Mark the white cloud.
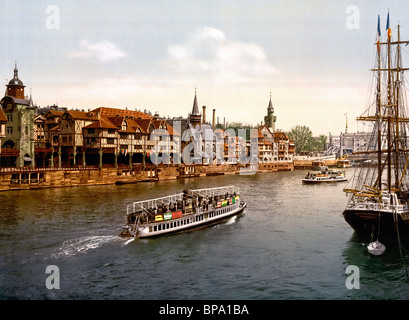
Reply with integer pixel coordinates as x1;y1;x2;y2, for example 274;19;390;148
69;39;128;62
165;26;277;84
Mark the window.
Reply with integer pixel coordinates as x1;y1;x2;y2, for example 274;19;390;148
6;126;13;134
6;113;12;122
88;128;94;134
107;138;115;145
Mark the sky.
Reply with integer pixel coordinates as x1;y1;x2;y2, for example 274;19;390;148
1;0;409;136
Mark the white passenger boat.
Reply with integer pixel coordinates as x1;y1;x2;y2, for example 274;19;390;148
302;168;347;184
119;185;246;238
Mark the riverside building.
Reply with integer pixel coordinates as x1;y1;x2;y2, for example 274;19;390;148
0;64;35;168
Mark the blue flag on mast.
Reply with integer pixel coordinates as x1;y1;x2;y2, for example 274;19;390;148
386;12;391;41
377;15;381;51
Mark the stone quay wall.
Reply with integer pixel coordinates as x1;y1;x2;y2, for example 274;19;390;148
0;161;297;192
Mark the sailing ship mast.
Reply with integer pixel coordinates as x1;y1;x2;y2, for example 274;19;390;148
343;13;409;236
349;14;409;196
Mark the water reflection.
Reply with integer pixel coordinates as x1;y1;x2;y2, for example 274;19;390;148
2;170;409;299
342;231;409;299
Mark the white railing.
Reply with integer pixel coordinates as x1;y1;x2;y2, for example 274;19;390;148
127;185;239;215
0;166;100;173
347;201;409;213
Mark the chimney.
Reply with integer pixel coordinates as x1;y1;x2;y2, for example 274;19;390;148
202;105;206;124
212;109;216;130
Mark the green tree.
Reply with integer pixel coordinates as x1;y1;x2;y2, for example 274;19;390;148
287;125;313;154
312;134;328;152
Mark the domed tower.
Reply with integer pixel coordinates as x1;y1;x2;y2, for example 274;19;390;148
0;63;35;168
6;62;25;99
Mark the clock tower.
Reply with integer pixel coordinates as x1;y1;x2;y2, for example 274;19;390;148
0;63;35;168
6;62;25;99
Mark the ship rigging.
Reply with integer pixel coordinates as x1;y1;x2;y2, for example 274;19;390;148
343;14;409;237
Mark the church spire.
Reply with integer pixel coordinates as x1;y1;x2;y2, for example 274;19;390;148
267;91;274;113
264;92;276;132
189;86;202;126
192;86;200;115
14;61;18;79
27;88;35;109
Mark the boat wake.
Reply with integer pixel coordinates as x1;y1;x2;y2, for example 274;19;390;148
52;235;123;258
225;215;237;225
121;237;135;247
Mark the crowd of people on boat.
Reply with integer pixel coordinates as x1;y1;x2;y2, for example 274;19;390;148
128;190;238;224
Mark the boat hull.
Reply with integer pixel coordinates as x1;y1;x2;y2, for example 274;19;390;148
343;209;409;235
302;178;347;184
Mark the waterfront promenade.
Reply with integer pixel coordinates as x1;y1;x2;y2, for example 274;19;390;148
0;158;336;192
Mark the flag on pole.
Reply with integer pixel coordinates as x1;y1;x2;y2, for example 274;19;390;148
386;12;391;41
377;15;381;51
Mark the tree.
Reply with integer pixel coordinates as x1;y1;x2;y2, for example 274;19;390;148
287;125;313;154
311;134;328;152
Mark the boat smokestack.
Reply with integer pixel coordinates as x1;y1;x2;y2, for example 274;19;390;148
202;105;206;124
212;109;216;130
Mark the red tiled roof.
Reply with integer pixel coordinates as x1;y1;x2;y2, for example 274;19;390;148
107;116;124;127
83;117;118;129
46;110;64;117
126;118;145;133
59;110;99;121
274;132;289;139
91;107;152;119
135;118;153;133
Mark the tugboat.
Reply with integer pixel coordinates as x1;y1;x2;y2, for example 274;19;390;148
343;14;409;237
119;185;246;239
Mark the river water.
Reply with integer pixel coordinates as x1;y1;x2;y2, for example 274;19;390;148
1;169;409;300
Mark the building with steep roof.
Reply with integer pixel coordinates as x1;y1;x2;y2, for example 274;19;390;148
188;88;202;127
0;63;35;167
264;93;277;132
50;109;99;167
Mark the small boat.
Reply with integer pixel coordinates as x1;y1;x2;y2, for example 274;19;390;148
367;241;386;256
302;168;347;184
119;185;246;239
311;160;325;171
337;159;353;168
